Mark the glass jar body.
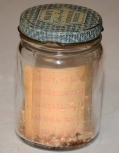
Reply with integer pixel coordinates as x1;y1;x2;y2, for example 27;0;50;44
15;36;103;150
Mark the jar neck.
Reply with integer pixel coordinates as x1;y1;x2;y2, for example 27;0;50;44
20;32;102;54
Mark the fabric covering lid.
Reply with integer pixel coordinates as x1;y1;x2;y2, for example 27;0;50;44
19;4;103;44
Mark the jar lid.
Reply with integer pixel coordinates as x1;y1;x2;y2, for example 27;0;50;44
19;4;103;44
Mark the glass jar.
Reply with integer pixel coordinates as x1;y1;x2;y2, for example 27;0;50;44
15;4;104;151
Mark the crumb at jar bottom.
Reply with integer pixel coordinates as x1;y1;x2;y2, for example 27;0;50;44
16;104;98;150
17;133;98;151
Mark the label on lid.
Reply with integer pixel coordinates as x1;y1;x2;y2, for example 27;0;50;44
37;8;87;25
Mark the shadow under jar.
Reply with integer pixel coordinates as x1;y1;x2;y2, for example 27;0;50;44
15;4;104;151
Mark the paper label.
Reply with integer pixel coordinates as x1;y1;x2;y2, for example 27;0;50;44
24;65;86;139
37;8;87;25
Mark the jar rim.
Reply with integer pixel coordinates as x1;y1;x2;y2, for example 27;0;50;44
19;28;102;54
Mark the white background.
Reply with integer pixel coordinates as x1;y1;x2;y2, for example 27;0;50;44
0;0;119;153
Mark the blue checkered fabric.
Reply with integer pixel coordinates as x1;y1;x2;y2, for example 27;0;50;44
19;4;103;43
